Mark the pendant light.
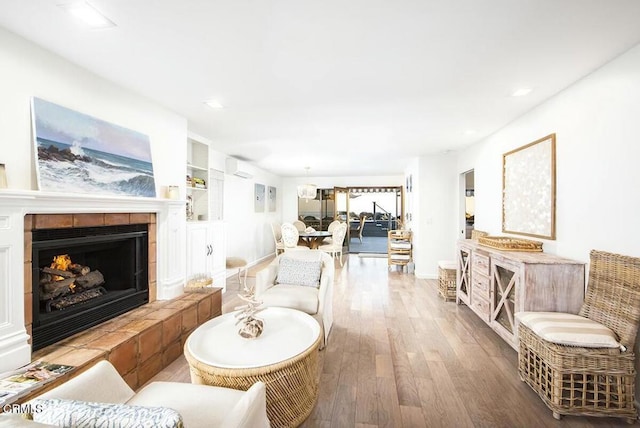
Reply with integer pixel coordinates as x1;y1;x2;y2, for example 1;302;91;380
297;167;317;201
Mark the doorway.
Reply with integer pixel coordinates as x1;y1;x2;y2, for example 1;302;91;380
345;186;403;254
297;186;403;254
460;170;475;239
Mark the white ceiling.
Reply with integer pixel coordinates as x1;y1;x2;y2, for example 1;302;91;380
2;1;640;177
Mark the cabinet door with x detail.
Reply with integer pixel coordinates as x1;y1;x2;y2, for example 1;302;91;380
490;258;520;348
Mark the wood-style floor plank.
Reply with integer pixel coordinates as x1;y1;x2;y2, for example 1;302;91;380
149;254;633;427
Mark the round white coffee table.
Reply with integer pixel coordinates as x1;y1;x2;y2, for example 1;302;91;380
184;307;321;428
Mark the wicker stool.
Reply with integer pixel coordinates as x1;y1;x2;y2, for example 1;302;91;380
226;257;248;290
438;261;457;301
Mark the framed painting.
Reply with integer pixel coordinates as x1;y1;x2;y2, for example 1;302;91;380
502;133;556;239
267;186;276;212
255;183;265;212
31;97;156;197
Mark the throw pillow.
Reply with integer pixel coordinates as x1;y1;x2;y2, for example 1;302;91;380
276;257;322;288
29;398;184;428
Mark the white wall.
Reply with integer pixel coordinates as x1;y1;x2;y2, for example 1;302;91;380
0;27;187;193
214;151;283;265
458;43;640;263
410;154;458;279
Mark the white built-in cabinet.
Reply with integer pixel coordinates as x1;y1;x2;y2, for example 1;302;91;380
185;135;226;290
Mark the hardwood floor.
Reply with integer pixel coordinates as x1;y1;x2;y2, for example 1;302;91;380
149;255;631;427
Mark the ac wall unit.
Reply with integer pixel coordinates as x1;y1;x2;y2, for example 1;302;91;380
225;158;253;179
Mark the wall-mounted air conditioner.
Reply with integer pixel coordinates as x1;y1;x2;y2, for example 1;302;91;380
225;158;253;179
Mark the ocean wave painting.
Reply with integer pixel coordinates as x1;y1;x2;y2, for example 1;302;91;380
31;97;156;197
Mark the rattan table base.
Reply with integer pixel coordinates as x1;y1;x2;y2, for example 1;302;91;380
185;333;321;428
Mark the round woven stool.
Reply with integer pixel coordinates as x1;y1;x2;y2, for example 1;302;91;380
226;257;248;290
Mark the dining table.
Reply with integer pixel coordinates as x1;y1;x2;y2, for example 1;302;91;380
298;230;332;249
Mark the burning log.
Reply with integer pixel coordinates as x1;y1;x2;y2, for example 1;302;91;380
39;273;53;285
42;267;75;279
42;277;76;293
38;253;106;304
69;263;91;276
40;278;76;300
75;271;105;289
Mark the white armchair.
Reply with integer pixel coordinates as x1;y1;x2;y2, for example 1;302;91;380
23;360;270;428
255;250;334;348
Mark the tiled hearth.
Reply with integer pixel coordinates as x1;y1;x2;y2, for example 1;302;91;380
21;287;222;402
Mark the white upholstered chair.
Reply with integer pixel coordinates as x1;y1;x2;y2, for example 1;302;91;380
318;222;347;266
270;222;285;255
292;220;306;232
322;220;341;244
281;222;309;251
24;360;270;428
255;250;334;348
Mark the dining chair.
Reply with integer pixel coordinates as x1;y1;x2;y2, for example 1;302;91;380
281;223;309;251
350;214;366;243
318;223;347;266
270;222;285;255
322;220;341;245
292;220;306;232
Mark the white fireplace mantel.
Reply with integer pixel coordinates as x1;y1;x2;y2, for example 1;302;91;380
0;190;186;373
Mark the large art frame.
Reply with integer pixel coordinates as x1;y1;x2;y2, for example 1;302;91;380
502;133;556;240
31;97;156;197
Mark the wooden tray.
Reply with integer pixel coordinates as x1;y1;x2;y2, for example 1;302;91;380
478;236;543;252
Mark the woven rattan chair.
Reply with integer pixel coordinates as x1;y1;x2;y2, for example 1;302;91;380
517;250;640;422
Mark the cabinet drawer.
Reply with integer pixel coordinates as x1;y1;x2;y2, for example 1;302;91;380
472;273;490;300
472;252;490;276
470;295;490;322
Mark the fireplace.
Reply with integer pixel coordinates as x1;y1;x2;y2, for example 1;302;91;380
31;223;149;350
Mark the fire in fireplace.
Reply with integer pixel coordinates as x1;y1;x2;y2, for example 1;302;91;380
31;224;149;350
39;254;107;311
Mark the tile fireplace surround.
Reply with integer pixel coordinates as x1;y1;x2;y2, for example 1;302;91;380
0;190;186;373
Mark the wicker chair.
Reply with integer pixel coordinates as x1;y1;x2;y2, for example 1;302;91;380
518;250;640;422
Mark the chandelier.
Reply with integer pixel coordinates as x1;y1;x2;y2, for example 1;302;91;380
297;167;317;201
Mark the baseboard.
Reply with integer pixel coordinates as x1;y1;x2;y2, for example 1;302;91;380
414;270;437;279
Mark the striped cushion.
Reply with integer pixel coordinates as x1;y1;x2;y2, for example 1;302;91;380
29;398;183;428
516;312;624;351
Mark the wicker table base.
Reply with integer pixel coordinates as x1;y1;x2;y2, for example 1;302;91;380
184;308;321;428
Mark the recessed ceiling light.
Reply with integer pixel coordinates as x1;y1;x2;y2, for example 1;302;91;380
512;87;533;97
59;2;116;29
204;100;224;109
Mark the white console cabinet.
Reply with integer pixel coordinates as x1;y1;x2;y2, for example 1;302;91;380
456;239;585;349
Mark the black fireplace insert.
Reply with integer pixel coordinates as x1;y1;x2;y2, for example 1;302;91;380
31;224;149;351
